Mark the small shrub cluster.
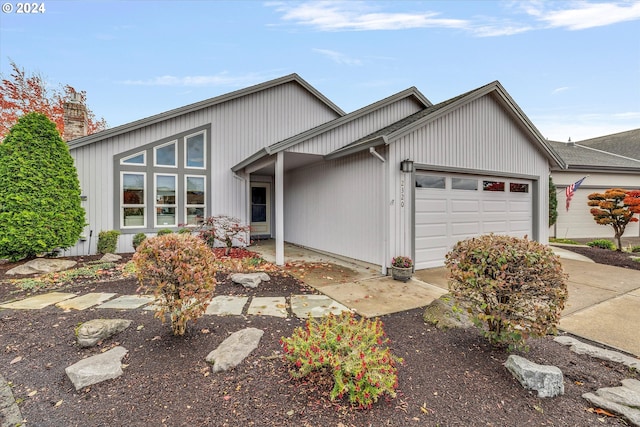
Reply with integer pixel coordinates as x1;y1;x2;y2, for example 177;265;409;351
445;234;568;351
586;239;616;250
156;228;173;236
632;245;640;253
133;233;217;335
281;311;402;408
132;232;147;250
97;230;120;254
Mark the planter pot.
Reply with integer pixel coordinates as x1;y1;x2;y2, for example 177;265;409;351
392;266;413;282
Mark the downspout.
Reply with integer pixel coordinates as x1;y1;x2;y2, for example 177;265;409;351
369;147;388;275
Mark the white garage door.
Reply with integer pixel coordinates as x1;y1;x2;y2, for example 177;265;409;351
414;172;533;270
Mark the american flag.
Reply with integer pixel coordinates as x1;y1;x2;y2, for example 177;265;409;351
565;176;586;211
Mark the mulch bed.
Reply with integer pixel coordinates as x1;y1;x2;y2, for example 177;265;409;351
0;248;638;426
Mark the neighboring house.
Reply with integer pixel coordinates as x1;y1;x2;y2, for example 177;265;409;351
65;74;563;271
548;136;640;239
578;128;640;160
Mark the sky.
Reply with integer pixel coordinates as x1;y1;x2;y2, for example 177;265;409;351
1;0;639;142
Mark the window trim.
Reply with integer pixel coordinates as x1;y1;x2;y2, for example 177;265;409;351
185;175;206;226
184;130;207;170
121;171;146;229
120;151;146;166
154;173;178;228
154;140;178;168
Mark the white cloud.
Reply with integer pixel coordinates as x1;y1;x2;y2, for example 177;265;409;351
313;48;362;65
120;72;276;87
268;1;468;31
552;86;570;94
524;1;640;30
533;111;640;141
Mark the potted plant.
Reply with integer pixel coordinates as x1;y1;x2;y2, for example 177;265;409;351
391;256;413;282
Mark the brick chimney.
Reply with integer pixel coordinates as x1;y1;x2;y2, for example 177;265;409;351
63;90;88;141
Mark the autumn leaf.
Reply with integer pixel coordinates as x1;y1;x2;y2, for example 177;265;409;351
10;356;22;364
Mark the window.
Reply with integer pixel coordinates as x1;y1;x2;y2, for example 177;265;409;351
185;132;205;168
122;173;145;227
155;174;176;226
185;176;205;225
116;126;209;230
121;152;145;165
155;141;177;167
452;178;478;190
510;183;529;193
483;180;505;192
416;175;446;189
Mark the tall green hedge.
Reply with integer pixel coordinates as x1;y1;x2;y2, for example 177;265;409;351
0;113;86;261
549;176;558;227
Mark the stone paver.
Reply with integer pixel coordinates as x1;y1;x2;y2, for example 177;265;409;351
290;294;349;318
205;295;248;316
56;293;117;311
0;292;76;310
247;297;287;317
97;295;155;309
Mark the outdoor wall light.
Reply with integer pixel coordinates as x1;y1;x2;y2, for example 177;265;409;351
400;159;414;173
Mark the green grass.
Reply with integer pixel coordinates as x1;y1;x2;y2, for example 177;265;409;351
549;238;580;245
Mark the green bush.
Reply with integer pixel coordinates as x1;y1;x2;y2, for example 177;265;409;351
631;245;640;253
156;228;173;236
281;311;402;408
586;239;616;250
133;233;217;336
0;113;86;261
132;232;147;250
177;228;192;234
445;234;568;351
97;230;120;254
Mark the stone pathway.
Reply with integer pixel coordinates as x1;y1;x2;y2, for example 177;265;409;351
0;291;350;319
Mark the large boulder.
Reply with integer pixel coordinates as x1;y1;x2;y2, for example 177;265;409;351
6;258;76;275
505;355;564;398
229;273;270;289
206;328;264;372
423;294;473;329
65;346;128;391
76;319;132;348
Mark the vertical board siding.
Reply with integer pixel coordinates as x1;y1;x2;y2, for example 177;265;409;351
284;150;384;266
289;98;423;155
67;82;340;256
388;95;550;261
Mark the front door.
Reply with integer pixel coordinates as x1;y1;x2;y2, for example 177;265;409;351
250;182;270;236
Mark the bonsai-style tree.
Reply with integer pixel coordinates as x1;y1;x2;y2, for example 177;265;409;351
587;188;640;251
0;112;86;260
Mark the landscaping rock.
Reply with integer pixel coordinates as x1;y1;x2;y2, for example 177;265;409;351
206;328;264;372
229;272;270;289
505;355;564;398
554;335;640;370
0;372;23;427
423;294;473;329
6;258;76;276
76;319;132;348
582;379;640;427
100;253;122;263
65;346;128;391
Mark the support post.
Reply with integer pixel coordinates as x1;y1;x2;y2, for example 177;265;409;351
275;152;284;265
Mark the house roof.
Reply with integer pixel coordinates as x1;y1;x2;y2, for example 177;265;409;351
547;140;640;172
576;128;640;161
325;81;566;169
231;86;433;172
67;74;346;150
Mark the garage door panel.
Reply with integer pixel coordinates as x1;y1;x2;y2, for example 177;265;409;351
415;197;446;213
450;199;480;212
414;172;533;270
482;200;507;212
451;222;481;236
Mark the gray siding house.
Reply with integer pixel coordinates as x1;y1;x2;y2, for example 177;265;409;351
66;74;563;271
549;132;640;240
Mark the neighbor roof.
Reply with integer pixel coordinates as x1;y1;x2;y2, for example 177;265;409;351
576;128;640;161
67;74;346;149
326;81;566;169
548;140;640;172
